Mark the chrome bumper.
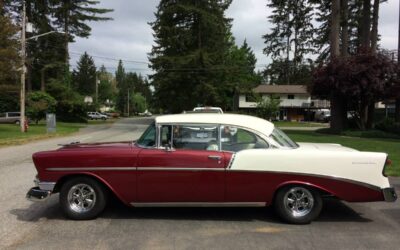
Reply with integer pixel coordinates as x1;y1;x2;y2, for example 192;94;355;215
383;187;397;202
26;187;52;201
26;178;56;202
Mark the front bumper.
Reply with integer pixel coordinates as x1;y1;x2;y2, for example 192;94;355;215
26;187;52;201
383;187;397;202
26;178;56;202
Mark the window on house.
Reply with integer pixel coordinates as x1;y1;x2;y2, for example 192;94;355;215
287;94;295;99
245;94;256;102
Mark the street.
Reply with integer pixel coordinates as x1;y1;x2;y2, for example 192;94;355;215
0;117;399;250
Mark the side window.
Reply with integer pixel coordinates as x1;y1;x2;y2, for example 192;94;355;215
221;125;269;152
136;123;156;147
172;124;219;151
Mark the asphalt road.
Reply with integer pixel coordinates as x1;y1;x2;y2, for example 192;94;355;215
0;117;399;250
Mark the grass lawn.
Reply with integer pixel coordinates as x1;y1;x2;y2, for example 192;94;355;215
0;122;85;147
274;121;328;128
284;130;400;176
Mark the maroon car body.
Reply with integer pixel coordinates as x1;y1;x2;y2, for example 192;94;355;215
26;114;397;224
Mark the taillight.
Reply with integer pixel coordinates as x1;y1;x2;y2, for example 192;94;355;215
383;157;392;177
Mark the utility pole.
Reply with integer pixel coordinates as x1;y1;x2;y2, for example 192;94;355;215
20;1;26;132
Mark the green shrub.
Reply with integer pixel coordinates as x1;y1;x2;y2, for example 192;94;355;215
26;91;57;124
375;118;400;135
47;79;88;123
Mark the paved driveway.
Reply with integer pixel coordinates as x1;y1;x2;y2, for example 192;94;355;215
0;117;399;250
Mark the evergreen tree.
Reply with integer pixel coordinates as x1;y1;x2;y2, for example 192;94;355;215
263;0;315;67
115;60;127;113
50;0;113;64
225;39;261;110
26;0;65;91
149;0;233;113
97;65;116;105
73;52;96;96
0;3;19;85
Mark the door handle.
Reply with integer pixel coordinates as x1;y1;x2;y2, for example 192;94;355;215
208;155;222;160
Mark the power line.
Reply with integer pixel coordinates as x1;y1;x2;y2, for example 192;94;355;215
26;40;269;71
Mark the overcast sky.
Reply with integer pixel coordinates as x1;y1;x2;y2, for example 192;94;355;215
70;0;399;76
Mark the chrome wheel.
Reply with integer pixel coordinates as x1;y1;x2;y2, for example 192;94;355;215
283;187;314;218
67;184;96;213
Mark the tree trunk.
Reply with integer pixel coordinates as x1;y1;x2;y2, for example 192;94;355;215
366;102;375;129
64;6;69;66
341;0;349;57
330;0;341;59
359;100;368;130
396;98;400;122
330;0;346;133
360;0;371;48
40;68;45;91
330;93;346;133
370;0;380;51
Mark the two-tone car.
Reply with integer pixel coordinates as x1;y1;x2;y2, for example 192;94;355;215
26;114;397;224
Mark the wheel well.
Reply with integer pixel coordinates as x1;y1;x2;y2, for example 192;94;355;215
53;174;110;194
272;183;334;203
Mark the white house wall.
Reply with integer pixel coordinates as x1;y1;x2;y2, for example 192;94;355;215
238;94;312;109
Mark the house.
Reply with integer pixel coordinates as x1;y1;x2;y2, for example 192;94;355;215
239;84;330;121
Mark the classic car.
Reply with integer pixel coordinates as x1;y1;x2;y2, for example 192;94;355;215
26;114;397;224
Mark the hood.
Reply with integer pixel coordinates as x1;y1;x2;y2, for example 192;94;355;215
58;141;134;150
297;142;358;152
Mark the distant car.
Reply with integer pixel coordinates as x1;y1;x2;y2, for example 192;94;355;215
314;109;330;122
138;110;152;117
26;113;396;223
0;112;22;124
192;107;223;114
87;112;108;120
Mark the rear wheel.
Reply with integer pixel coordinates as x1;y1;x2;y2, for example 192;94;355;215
274;185;322;224
60;177;108;220
15;120;20;125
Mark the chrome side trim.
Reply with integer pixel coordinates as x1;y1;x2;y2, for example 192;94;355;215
38;182;56;191
130;202;266;207
46;167;136;171
137;167;225;171
46;167;225;172
227;169;382;192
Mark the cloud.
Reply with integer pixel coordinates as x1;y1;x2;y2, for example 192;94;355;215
70;0;398;76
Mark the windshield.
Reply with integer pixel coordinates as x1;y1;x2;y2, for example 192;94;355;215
136;122;156;147
270;128;298;148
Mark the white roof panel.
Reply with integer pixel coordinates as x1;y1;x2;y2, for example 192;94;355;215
155;113;275;136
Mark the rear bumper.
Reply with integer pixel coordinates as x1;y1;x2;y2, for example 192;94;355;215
382;187;397;202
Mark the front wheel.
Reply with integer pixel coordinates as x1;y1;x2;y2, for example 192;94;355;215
274;185;322;224
60;177;108;220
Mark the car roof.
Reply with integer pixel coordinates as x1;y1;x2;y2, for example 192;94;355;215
155;113;275;136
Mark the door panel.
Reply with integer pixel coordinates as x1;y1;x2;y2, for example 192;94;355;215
137;149;226;202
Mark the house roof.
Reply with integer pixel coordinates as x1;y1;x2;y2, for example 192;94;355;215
253;84;309;94
156;113;275;136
